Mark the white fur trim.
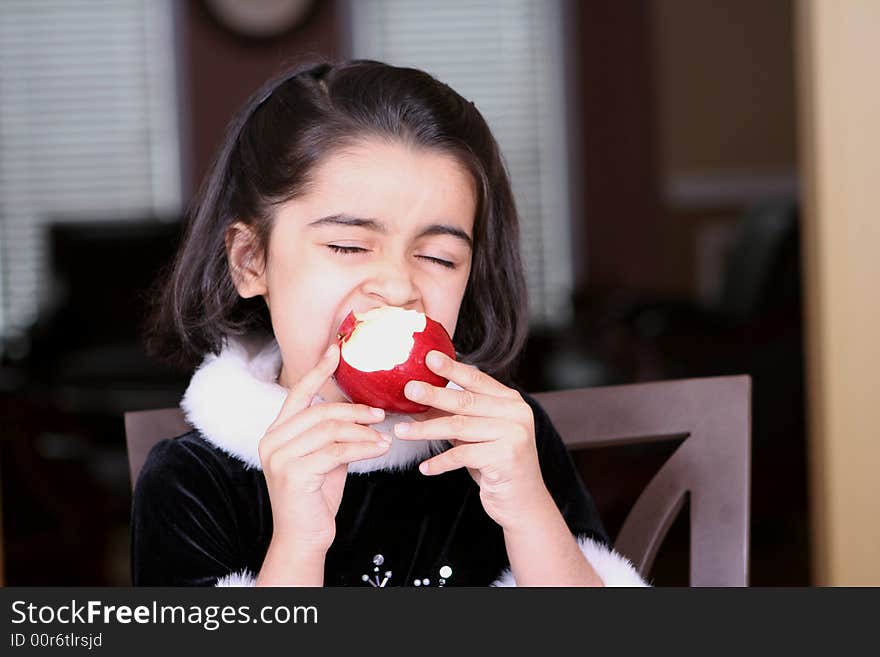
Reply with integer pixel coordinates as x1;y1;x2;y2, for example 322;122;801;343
180;333;456;473
215;568;257;587
181;333;286;470
490;534;650;587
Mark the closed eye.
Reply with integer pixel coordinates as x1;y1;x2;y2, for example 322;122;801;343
326;244;368;255
326;245;456;269
419;255;457;269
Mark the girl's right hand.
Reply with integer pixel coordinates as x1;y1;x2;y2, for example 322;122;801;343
258;343;391;557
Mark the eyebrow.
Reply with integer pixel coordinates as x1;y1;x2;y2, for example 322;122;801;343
308;214;473;249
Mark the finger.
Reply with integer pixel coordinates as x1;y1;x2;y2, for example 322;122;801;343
394;415;509;443
403;380;524;418
424;350;517;398
261;402;385;456
296;439;393;476
418;442;497;476
273;420;392;462
269;344;340;430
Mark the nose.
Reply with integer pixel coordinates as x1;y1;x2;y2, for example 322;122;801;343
362;253;420;309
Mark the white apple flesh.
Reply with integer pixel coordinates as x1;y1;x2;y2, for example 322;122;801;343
334;306;457;414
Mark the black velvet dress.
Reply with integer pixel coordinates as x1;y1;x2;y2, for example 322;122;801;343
130;389;610;587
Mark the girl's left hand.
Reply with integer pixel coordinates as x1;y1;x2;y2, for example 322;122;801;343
394;350;556;533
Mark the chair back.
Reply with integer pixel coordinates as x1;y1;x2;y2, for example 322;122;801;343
124;408;192;494
125;374;750;586
533;374;750;586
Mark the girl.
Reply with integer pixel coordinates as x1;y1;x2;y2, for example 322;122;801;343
132;59;647;587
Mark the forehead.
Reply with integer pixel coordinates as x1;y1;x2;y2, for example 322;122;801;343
300;138;477;230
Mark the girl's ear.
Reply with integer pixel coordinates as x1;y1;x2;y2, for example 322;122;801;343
225;221;268;299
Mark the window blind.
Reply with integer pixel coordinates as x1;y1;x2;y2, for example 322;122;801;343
0;0;181;353
347;0;574;327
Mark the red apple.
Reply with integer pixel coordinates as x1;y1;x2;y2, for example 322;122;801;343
333;306;457;414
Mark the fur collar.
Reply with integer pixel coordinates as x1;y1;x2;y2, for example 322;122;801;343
180;332;454;474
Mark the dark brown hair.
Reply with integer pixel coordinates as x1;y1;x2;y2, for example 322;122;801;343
143;59;529;383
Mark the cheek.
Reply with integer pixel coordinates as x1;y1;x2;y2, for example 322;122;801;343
265;270;346;339
430;281;469;341
268;248;349;302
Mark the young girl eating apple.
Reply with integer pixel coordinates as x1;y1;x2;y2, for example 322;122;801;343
132;59;648;588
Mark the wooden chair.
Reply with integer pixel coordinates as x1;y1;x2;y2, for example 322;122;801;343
124;374;751;586
533;375;750;586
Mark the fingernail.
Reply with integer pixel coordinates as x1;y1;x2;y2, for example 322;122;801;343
394;422;410;436
371;407;385;418
427;351;443;368
419;462;430;474
380;433;393;444
406;382;425;400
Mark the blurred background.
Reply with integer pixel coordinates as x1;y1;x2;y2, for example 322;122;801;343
0;0;876;586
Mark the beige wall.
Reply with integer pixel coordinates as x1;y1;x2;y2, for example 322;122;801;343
796;0;880;585
654;0;797;177
651;1;798;301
